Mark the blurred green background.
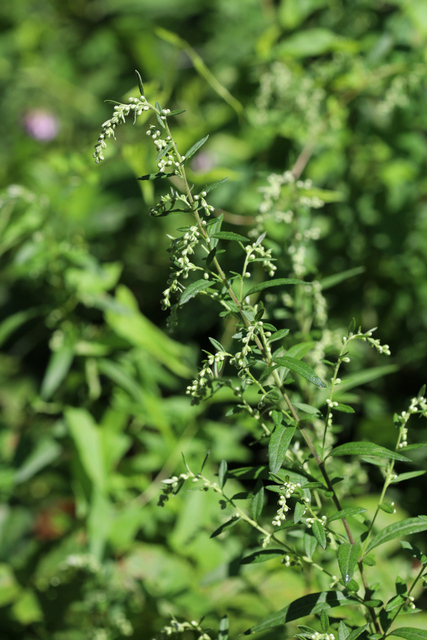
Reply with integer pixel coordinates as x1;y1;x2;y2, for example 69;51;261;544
1;1;427;638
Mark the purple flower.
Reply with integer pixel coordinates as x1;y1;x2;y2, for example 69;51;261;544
23;109;60;141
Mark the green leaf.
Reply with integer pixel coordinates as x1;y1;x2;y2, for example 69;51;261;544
328;507;367;523
401;541;427;564
184;135;209;160
338;542;361;585
135;69;144;96
385;595;406;612
379;502;395;514
269;425;296;474
338;621;349;640
334;403;355;414
312;520;327;549
269;329;290;343
179;279;214;305
218;615;229;640
328;442;410;463
65;408;107;492
211;231;249;243
273;356;327;388
320;266;365;290
366;517;427;553
168;109;186;116
320;610;329;633
304;533;317;559
137;171;171;181
251;479;264;522
218;459;228;489
209;337;225;352
210;516;240;538
0;308;40;348
204;177;229;195
391;471;426;484
347;626;368;640
15;439;61;485
240;549;286;564
285;341;316;360
40;341;74;400
244;591;358;634
246;278;305;297
389;629;427;640
155;141;173;163
294;501;306;524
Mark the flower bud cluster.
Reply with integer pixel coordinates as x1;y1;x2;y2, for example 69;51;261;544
153;618;211;640
93;97;149;163
229;320;265;370
343;327;391;356
162;225;201;310
158;472;192;506
186;350;230;404
310;633;335;640
194;191;215;217
305;515;327;529
395;395;427;448
245;242;277;277
272;481;301;526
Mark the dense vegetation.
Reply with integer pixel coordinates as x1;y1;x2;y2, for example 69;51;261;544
1;1;426;639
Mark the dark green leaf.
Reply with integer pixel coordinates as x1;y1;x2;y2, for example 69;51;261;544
328;442;410;463
312;520;327;549
137;171;171;181
210;516;240;538
184;135;209;160
135;69;144;96
155;141;173;163
212;231;249;243
218;459;228;489
168;109;186;116
244;591;358;634
385;595;406;612
268;425;296;475
209;337;225;352
338;542;361;585
285;342;316;360
328;507;367;523
366;517;427;553
389;628;427;640
240;549;286;564
379;502;395;514
320;610;329;633
179;279;214;305
251;479;264;521
246;278;305;297
273;356;327;388
200;451;210;473
400;541;427;564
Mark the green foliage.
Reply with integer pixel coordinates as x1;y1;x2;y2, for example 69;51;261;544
1;1;427;639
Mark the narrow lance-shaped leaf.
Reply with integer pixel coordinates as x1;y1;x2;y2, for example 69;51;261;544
179;279;214;305
218;459;228;489
366;517;427;554
244;591;358;634
273;356;327;388
250;479;264;521
240;549;286;564
328;442;410;463
328;507;367;523
246;278;306;297
389;628;427;640
212;231;249;243
210;516;240;539
338;542;361;585
135;69;144;96
184;135;209;161
137;171;172;181
204;177;228;195
312;520;327;549
218;616;229;640
269;425;296;475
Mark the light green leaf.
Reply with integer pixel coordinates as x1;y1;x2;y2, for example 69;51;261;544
268;425;296;474
391;471;426;484
269;328;290;343
389;629;427;640
65;407;107;492
246;278;305;297
334;403;355;414
15;439;61;484
40;341;74;400
251;479;264;522
329;442;410;463
338;620;349;640
218;615;229;640
347;626;368;640
243;591;358;634
276;28;347;58
179;279;214;305
204;177;228;195
273;356;327;388
338;542;361;585
366;517;427;553
320;267;365;290
184;135;209;160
